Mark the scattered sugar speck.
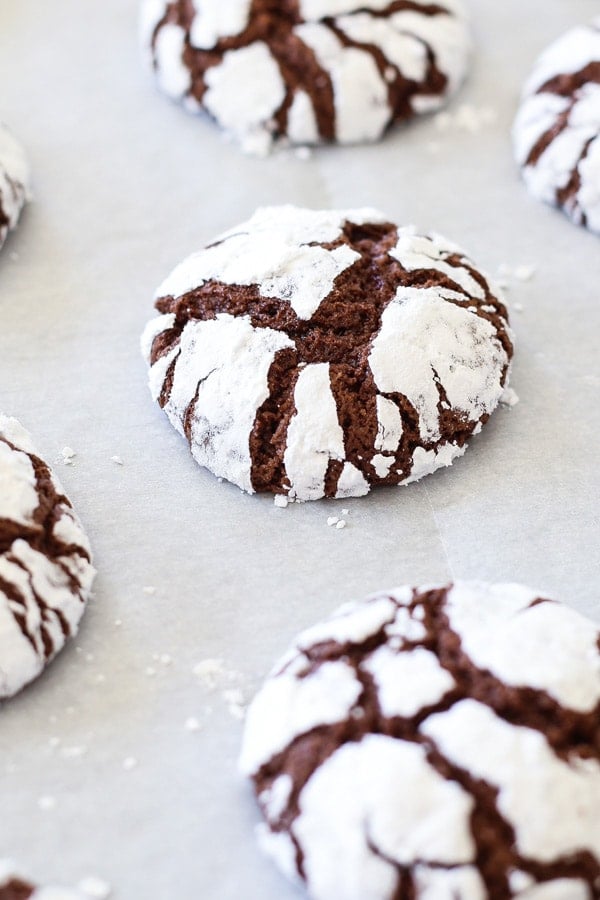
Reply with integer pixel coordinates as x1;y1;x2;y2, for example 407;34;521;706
123;757;138;771
61;745;87;759
160;654;172;666
294;146;312;161
500;387;520;408
114;619;122;627
341;509;349;516
78;875;112;899
61;447;76;466
184;716;201;732
145;667;156;677
110;455;124;466
48;737;61;749
142;586;156;595
514;264;536;281
38;795;56;811
512;302;524;313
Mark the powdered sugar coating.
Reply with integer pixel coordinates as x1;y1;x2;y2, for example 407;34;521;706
513;19;600;233
142;0;470;153
0;417;95;698
240;582;600;899
142;206;512;502
0;124;29;251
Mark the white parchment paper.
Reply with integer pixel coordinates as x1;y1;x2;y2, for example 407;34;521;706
0;1;598;897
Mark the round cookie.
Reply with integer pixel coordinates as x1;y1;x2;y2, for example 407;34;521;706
0;416;95;698
141;206;513;502
141;0;471;154
0;861;95;899
513;19;600;234
240;582;600;900
0;124;29;251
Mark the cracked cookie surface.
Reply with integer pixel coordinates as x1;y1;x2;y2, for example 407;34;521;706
0;417;95;698
141;0;470;153
240;582;600;900
0;125;29;252
141;205;512;502
513;18;600;234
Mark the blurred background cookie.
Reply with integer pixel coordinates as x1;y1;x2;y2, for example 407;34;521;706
0;124;29;252
141;0;471;154
513;19;600;234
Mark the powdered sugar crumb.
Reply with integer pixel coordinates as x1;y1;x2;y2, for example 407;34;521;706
142;585;156;595
78;876;112;899
123;757;138;771
274;495;289;508
327;516;339;527
110;455;124;465
185;716;202;732
38;795;56;811
336;520;346;530
500;387;520;408
61;446;76;465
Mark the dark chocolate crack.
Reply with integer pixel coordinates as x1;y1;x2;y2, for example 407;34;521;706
151;0;459;142
251;586;600;897
151;218;511;496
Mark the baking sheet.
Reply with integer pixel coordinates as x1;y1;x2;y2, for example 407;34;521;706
0;1;599;897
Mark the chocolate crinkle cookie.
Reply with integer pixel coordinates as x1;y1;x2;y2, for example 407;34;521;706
141;206;512;502
513;19;600;234
0;417;95;698
240;582;600;900
0;124;29;251
140;0;471;154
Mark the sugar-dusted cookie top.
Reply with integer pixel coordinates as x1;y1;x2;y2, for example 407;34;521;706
142;206;512;502
240;581;600;899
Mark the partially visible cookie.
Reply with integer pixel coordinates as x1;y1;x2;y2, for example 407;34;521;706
0;417;95;698
0;125;29;251
142;205;512;502
240;582;600;900
0;861;97;899
513;19;600;234
141;0;471;154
